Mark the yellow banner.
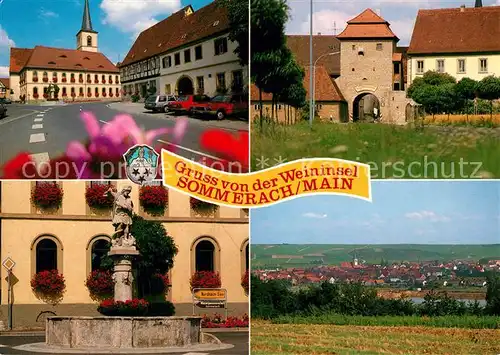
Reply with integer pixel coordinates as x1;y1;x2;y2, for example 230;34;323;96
161;150;372;208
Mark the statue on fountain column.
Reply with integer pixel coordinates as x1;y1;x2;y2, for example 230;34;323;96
104;185;136;248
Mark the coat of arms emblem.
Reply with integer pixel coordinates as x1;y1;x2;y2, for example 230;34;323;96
123;144;159;185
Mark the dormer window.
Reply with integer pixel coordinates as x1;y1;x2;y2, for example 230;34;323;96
83;57;90;60
181;34;187;39
59;55;67;58
48;61;56;65
98;65;104;68
75;63;82;67
213;20;219;26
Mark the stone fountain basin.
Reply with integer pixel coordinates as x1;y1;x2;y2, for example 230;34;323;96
46;316;208;348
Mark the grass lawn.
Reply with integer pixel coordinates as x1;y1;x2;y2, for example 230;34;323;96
251;121;500;178
251;319;500;355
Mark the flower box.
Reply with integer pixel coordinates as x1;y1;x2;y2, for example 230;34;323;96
95;93;99;97
87;80;92;84
33;93;39;99
241;270;249;294
31;270;66;304
109;80;113;84
110;92;114;97
201;313;249;328
95;80;99;84
103;92;107;97
190;197;218;216
85;184;113;209
85;270;114;300
62;78;67;83
98;299;149;316
102;80;106;84
71;92;76;97
62;93;67;97
190;271;221;290
31;182;63;210
52;78;58;83
139;185;168;215
70;78;75;83
43;77;48;82
79;79;84;83
33;77;38;82
43;93;48;99
87;92;92;97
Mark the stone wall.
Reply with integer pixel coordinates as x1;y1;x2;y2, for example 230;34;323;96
250;101;347;124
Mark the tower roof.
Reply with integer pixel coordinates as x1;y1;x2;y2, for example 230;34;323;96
337;9;398;40
79;0;97;34
475;0;482;7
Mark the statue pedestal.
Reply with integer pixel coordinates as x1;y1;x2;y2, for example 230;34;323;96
108;246;139;302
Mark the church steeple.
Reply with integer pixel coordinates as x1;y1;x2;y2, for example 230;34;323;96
81;0;94;32
76;0;98;52
475;0;482;7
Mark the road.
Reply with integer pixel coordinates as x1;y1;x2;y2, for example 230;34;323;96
0;331;248;354
0;102;248;171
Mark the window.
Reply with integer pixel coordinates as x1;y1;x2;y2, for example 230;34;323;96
376;43;383;51
416;60;424;74
95;74;98;82
36;239;58;273
79;87;83;96
216;72;226;90
102;87;106;95
87;35;92;47
95;87;98;95
393;83;400;90
174;53;181;66
479;58;488;73
109;75;113;83
352;45;356;50
87;87;91;95
116;88;119;96
71;87;75;95
195;240;215;272
232;70;243;91
162;56;172;68
393;62;400;75
62;87;67;96
214;37;228;55
197;76;204;93
115;76;119;84
43;71;48;79
102;75;106;82
158;95;166;102
436;59;445;73
245;243;249;270
165;84;171;94
457;59;466;73
195;45;203;60
52;72;57;80
109;87;112;95
184;49;191;63
79;73;83;81
33;87;38;95
87;74;91;82
91;239;110;271
70;73;75;80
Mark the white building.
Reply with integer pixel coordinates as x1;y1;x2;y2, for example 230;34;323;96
119;2;247;98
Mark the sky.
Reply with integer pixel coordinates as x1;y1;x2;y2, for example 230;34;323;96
286;0;500;46
0;0;212;77
251;181;500;245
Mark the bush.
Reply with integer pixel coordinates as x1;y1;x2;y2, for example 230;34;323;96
190;271;221;289
131;94;140;102
85;270;114;301
97;298;149;316
31;182;63;209
146;301;176;316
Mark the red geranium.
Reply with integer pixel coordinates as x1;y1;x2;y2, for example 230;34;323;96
70;78;75;83
33;77;38;82
98;298;149;316
241;270;249;294
31;182;63;209
190;271;221;289
85;270;114;300
103;92;107;97
190;197;218;214
199;130;248;173
201;313;249;328
31;270;66;302
139;185;168;213
85;184;114;209
43;77;48;83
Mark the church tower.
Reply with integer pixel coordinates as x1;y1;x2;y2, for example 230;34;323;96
76;0;98;52
475;0;482;7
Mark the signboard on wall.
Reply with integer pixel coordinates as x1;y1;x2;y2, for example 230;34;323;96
192;288;227;316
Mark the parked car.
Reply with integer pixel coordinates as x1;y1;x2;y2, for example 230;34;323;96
0;98;12;104
167;94;212;115
0;102;7;119
144;94;177;113
191;94;248;120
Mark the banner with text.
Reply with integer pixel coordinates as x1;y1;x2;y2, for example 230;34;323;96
161;150;372;208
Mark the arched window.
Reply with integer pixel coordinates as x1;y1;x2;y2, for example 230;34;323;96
195;240;215;271
62;73;66;78
95;87;98;95
87;35;92;47
245;244;249;270
43;71;48;79
91;239;110;271
102;75;105;82
240;239;249;274
33;87;38;95
102;87;106;95
109;87;112;95
87;74;91;82
36;239;57;273
109;75;113;83
33;71;38;78
62;87;67;96
115;75;119;84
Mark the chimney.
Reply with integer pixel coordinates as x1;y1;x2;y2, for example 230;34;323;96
460;4;466;11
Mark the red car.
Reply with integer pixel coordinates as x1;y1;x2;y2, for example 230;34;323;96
167;94;211;114
191;94;248;120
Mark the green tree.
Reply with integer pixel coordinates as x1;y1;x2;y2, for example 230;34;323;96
477;75;500;119
485;272;500;315
408;75;458;117
455;77;478;120
217;0;248;66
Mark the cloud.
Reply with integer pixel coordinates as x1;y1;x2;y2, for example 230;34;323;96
295;9;354;35
0;25;15;48
0;66;9;77
414;229;436;236
405;210;450;222
39;9;59;19
100;0;182;39
302;212;328;219
389;18;416;45
361;213;385;229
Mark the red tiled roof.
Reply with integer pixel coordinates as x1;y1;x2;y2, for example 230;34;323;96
337;9;398;40
0;78;9;88
392;53;402;61
119;2;229;67
10;48;33;73
250;66;345;102
286;35;340;76
11;46;118;73
408;6;500;54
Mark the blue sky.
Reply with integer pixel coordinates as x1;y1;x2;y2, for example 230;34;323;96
0;0;212;77
251;181;500;245
286;0;499;45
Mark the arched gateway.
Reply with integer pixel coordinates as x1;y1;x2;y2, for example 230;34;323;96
177;76;194;95
352;93;380;122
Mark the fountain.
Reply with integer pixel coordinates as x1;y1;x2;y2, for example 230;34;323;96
17;186;233;353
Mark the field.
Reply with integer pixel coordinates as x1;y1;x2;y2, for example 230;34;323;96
425;113;500;125
251;121;500;178
251;320;500;355
251;244;500;269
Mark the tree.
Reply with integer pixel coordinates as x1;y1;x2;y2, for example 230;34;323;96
477;75;500;119
485;272;500;316
217;0;248;66
455;78;478;119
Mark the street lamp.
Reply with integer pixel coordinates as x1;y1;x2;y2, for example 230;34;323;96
312;52;340;123
309;0;313;128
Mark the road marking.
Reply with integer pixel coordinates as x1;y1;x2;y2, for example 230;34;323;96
30;152;50;166
0;110;41;126
29;133;45;143
32;124;43;129
97;120;224;161
183;353;209;355
36;114;44;117
34;117;43;122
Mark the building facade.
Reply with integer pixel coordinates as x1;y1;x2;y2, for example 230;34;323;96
0;181;249;328
119;2;247;99
0;78;10;99
407;5;500;84
9;0;120;103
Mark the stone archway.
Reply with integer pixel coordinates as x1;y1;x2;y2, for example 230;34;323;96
352;93;380;122
177;76;194;95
